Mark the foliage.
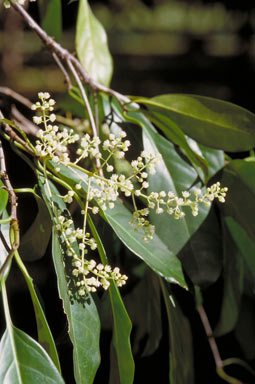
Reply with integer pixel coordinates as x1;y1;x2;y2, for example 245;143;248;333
0;1;255;384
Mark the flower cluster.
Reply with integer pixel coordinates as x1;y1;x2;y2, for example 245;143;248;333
56;214;127;293
3;0;36;8
33;92;79;164
32;92;228;292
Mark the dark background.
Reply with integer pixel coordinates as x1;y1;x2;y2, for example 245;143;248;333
0;1;254;383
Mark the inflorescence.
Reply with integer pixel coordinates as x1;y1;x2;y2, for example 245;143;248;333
3;0;36;8
32;92;228;293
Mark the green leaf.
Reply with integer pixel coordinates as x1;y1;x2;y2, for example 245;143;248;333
0;184;8;215
0;281;64;383
141;113;211;256
14;251;61;372
179;208;223;288
133;94;255;152
38;0;62;41
144;109;209;181
186;137;224;181
103;199;187;289
38;174;101;384
161;280;194;384
52;229;101;384
76;0;113;86
221;160;255;245
0;326;64;383
88;215;135;384
19;192;52;261
235;295;255;360
214;222;244;336
0;213;11;281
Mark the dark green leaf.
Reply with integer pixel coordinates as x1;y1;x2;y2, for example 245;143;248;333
88;215;135;384
144;110;209;181
38;0;62;41
76;0;113;86
161;280;194;384
141;114;211;255
214;223;244;336
0;326;64;383
235;295;255;360
38;174;101;384
179;208;223;288
133;94;255;151
103;199;187;289
19;192;52;261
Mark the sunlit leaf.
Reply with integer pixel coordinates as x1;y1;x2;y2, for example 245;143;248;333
76;0;113;86
0;326;64;383
133;94;255;151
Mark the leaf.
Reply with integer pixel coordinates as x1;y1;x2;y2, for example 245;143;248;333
179;208;223;288
19;192;52;261
103;199;187;289
88;215;135;384
38;0;62;41
141;113;211;255
186;137;224;182
76;0;113;86
14;252;61;372
214;222;244;336
0;184;8;215
221;160;255;246
0;326;64;383
133;94;255;152
0;281;64;383
144;109;209;181
38;174;101;384
52;230;101;384
235;295;255;360
161;280;195;384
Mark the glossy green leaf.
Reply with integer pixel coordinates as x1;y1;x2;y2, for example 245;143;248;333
235;296;255;360
161;280;194;384
144;110;209;181
38;0;62;41
0;326;64;383
140;113;211;256
214;223;244;336
38;175;101;384
0;212;11;282
19;192;52;261
186;137;224;182
0;281;64;383
133;94;255;152
14;251;61;372
76;0;113;86
88;215;135;384
103;200;187;289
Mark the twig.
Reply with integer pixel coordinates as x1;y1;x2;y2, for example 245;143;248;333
0;139;20;281
197;304;243;384
11;2;131;106
0;109;35;155
11;104;38;136
52;52;72;90
0;86;32;109
67;59;103;175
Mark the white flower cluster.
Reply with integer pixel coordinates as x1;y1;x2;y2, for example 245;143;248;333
3;0;36;8
32;92;79;164
55;214;127;294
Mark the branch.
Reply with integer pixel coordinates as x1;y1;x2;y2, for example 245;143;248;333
0;86;32;109
11;2;131;106
197;304;243;384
